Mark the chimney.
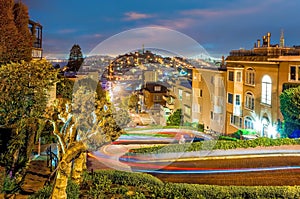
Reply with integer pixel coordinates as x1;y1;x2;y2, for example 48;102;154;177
267;32;271;47
262;35;267;47
257;39;261;48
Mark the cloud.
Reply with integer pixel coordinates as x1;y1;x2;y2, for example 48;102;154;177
123;12;154;21
180;7;260;19
80;33;103;39
157;18;196;30
180;0;285;19
57;29;77;34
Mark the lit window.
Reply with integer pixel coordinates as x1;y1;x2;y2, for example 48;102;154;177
178;89;182;100
245;68;255;85
154;86;161;91
228;71;234;81
261;75;272;105
236;72;242;82
289;66;300;81
245;92;255;110
227;93;233;104
244;116;254;129
230;114;242;128
235;94;241;105
185;92;191;99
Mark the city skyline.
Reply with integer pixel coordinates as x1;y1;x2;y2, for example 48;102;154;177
24;0;300;59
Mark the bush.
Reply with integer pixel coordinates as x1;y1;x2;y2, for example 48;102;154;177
28;185;52;199
80;170;300;199
129;137;300;154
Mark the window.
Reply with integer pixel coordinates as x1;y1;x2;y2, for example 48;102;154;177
192;104;200;113
194;88;200;97
245;68;255;85
185;92;191;99
153;95;161;101
244;116;254;129
236;71;242;82
184;106;191;116
289;66;300;81
228;71;234;81
194;73;202;81
245;92;255;110
235;94;241;105
154;86;161;91
261;75;272;105
178;89;182;100
230;114;242;128
227;93;233;104
200;89;203;97
210;111;214;120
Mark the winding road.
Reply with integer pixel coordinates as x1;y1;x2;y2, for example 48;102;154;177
87;129;300;185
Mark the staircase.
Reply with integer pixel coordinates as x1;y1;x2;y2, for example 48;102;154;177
20;159;52;195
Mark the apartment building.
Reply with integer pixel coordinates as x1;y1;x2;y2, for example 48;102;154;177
192;67;226;134
225;32;300;137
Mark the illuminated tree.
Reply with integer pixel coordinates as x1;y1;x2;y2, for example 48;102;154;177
0;60;58;179
167;109;182;126
47;77;123;199
280;86;300;136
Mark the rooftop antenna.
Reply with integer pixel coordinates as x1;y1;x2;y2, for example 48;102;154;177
280;29;285;47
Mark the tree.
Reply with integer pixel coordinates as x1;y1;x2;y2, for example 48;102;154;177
46;76;123;199
167;109;182;126
0;0;32;65
66;44;84;72
0;60;58;179
13;2;32;62
280;86;300;136
0;0;20;64
112;108;131;128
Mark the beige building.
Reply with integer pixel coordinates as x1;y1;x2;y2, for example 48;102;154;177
225;32;300;137
192;67;226;134
173;78;193;123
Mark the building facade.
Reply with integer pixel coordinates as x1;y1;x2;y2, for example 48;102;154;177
29;20;43;59
192;67;226;134
225;32;300;137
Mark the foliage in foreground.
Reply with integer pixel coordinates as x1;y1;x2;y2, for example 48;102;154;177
28;179;79;199
30;170;300;199
280;86;300;136
129;137;300;154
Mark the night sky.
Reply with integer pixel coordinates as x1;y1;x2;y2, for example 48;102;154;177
23;0;300;59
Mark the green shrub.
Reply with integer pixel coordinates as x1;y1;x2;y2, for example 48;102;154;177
80;170;300;199
28;184;52;199
66;179;80;199
129;137;300;154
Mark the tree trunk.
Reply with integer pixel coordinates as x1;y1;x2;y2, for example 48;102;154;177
71;152;86;184
50;160;72;199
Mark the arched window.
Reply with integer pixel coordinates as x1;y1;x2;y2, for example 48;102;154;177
245;68;255;85
261;75;272;105
244;116;254;129
245;92;255;110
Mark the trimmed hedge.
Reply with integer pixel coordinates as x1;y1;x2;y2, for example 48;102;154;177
129;137;300;154
81;170;300;199
30;170;300;198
